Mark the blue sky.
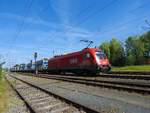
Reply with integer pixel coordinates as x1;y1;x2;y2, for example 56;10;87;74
0;0;150;67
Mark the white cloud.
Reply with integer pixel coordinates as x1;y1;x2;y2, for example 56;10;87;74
0;13;98;67
50;0;70;25
0;12;63;29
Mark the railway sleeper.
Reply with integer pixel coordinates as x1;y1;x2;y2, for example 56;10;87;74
6;75;88;113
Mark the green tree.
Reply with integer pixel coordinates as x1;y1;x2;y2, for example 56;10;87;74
99;30;150;66
125;36;145;65
109;38;125;66
140;31;150;59
125;36;136;65
0;57;2;81
100;42;110;59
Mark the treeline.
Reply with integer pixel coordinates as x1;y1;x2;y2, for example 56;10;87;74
99;31;150;66
0;65;2;80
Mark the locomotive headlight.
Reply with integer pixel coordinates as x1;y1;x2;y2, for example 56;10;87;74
95;55;100;65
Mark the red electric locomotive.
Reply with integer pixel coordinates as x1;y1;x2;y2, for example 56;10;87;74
48;48;111;74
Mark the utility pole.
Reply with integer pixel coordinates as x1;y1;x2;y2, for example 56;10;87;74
34;52;38;75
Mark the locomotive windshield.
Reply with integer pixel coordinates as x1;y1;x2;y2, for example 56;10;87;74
95;51;106;59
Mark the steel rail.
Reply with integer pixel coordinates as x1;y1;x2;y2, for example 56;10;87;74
109;71;150;75
16;71;150;80
9;74;100;113
38;75;150;94
31;72;150;80
5;76;36;113
21;73;150;95
99;73;150;80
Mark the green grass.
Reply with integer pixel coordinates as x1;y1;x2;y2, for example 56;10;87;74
0;69;9;113
112;65;150;71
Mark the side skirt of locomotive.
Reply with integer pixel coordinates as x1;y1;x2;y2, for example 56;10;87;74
11;65;111;75
47;65;111;75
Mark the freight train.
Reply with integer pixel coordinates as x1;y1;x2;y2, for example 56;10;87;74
11;58;48;73
11;48;111;74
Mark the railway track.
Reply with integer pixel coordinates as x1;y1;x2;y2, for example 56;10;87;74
31;72;150;80
6;74;98;113
7;73;150;113
109;71;150;75
99;73;150;80
21;73;150;95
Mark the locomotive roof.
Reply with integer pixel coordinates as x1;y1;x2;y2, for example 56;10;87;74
82;47;102;51
50;48;101;60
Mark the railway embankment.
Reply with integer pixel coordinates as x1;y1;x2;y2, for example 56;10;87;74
0;71;30;113
0;70;8;113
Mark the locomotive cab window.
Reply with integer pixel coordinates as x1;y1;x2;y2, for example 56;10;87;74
96;51;106;59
